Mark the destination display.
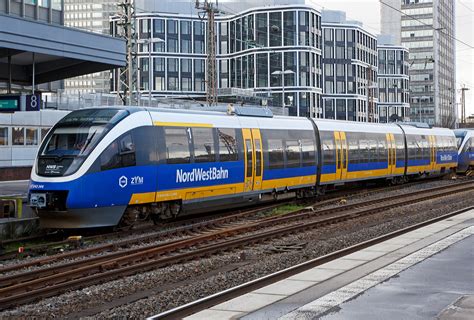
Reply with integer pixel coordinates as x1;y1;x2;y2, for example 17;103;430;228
0;96;20;112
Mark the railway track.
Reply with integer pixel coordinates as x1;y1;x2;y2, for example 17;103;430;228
0;178;441;261
0;180;472;310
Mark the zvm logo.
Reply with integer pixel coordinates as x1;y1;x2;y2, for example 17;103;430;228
119;176;128;188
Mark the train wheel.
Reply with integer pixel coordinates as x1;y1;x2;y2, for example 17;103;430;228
119;207;139;229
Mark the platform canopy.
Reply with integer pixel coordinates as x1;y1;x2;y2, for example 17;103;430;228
0;14;126;86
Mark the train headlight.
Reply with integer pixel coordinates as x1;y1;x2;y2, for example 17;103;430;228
30;193;47;208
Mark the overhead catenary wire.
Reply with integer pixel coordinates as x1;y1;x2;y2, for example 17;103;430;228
379;0;474;49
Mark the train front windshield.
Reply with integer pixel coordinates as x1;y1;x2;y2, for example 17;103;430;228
37;109;129;176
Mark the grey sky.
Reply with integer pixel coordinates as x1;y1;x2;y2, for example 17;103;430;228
315;0;474;116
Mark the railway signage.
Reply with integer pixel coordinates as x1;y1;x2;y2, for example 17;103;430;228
26;94;41;111
0;95;20;112
176;167;229;183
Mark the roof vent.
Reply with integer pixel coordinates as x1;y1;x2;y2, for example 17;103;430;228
227;104;273;118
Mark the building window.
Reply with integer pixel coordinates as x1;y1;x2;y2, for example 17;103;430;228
26;128;38;145
257;53;268;87
283;11;296;46
256;13;267;47
12;127;24;145
0;127;8;146
269;12;282;47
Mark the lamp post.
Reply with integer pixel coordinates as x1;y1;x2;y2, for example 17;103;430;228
271;69;295;108
137;38;164;106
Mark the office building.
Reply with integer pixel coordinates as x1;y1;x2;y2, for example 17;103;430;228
110;1;323;118
63;0;119;94
321;10;379;122
380;0;456;126
377;36;410;123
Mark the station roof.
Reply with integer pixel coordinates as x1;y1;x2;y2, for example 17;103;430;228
0;14;126;86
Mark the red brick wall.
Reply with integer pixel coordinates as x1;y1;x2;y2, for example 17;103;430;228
0;167;32;181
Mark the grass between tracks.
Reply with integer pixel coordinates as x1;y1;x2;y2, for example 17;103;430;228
261;204;306;218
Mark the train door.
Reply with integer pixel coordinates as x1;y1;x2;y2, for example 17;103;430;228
251;128;263;191
429;135;436;171
386;133;396;175
334;132;347;180
242;129;254;193
340;132;348;180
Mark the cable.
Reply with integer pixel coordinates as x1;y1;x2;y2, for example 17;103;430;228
379;0;474;49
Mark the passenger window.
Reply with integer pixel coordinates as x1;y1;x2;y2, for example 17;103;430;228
100;133;136;170
165;127;191;164
320;132;335;166
347;133;359;164
192;127;215;163
286;140;300;168
301;139;316;167
218;128;238;162
268;139;284;169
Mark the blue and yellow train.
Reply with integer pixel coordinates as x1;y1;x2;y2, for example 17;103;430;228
28;107;458;228
455;129;474;173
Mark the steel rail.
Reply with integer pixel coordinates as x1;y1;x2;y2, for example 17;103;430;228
0;182;472;310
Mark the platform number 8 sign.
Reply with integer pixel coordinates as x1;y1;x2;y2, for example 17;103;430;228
26;94;40;111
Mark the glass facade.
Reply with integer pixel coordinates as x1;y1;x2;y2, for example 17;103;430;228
377;45;410;123
110;6;323;118
321;23;379;122
382;0;456;126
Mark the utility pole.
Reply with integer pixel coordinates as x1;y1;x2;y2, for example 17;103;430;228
116;0;137;105
195;0;219;106
460;86;469;124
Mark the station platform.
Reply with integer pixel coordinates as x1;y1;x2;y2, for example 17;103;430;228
186;210;474;320
0;180;29;198
0;180;37;240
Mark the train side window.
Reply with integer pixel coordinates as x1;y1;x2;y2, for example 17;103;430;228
255;139;262;176
286;140;300;168
192;127;215;163
133;126;159;165
395;134;405;163
164;127;191;164
245;139;253;177
100;133;136;170
119;134;136;167
217;128;238;162
268;139;284;169
347;133;359;164
320;131;335;166
301;139;316;167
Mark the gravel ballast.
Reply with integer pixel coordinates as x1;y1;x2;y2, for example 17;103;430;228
0;178;472;319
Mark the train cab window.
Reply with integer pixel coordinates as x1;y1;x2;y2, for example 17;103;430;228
217;128;238;162
100;133;136;171
164;127;191;164
268;139;284;169
301;139;316;167
286;140;300;168
192;127;215;163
